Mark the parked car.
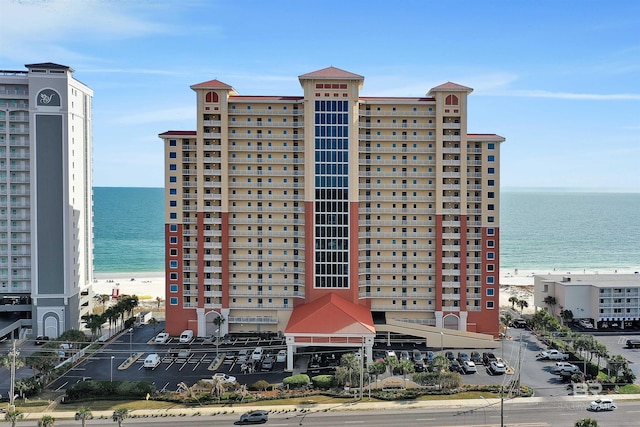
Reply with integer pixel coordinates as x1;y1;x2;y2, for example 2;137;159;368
425;351;435;362
537;349;569;360
579;319;594;329
143;353;161;369
462;360;477;374
385;350;397;359
626;339;640;349
179;330;194;343
414;359;425;372
276;349;287;362
252;346;264;361
449;359;464;373
470;351;482;364
237;349;250;363
177;348;191;359
488;360;506;375
590;398;616;411
445;351;455;362
554;362;579;373
154;332;170;343
261;356;275;371
400;350;411;361
35;336;49;345
212;373;236;383
457;352;470;363
513;319;527;328
412;349;423;362
482;352;497;365
239;410;269;424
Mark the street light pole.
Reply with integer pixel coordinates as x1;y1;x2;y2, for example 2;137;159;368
215;328;220;357
110;355;115;382
440;331;444;354
129;328;133;359
9;339;17;407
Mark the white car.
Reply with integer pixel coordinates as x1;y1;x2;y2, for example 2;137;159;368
579;319;594;329
489;360;506;375
252;346;264;361
154;332;170;343
554;361;574;372
590;398;616;411
212;373;236;383
462;360;477;374
276;349;287;363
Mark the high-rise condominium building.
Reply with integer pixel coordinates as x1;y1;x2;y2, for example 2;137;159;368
0;63;93;340
159;67;504;363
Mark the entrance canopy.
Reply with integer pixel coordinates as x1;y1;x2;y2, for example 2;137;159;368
283;293;376;371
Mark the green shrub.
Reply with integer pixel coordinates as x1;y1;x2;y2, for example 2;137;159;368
65;380;155;401
311;375;334;389
249;380;272;391
283;374;311;389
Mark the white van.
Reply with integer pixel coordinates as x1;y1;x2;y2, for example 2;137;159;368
179;330;194;343
144;353;161;369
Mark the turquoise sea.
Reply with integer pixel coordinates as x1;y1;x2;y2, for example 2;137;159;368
92;187;640;274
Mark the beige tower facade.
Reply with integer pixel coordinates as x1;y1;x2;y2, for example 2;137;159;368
159;67;504;347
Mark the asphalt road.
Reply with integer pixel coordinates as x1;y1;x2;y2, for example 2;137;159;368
15;399;640;426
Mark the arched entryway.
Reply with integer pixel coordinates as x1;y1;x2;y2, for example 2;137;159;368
204;310;224;336
443;314;459;330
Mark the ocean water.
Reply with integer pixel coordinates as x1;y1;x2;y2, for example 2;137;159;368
93;187;165;273
92;187;640;274
500;190;640;272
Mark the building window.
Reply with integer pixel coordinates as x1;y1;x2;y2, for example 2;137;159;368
205;91;219;103
488;192;495;199
487;276;494;284
169;164;177;171
486;288;495;296
169;201;177;207
488;167;495;174
169;140;177;146
487;252;495;259
170;260;178;268
169;176;177;182
488;179;495;186
169;213;177;219
170;272;178;280
488;155;495;162
487;228;495;235
488;143;495;149
170;237;178;244
170;297;178;305
169;188;177;195
169;285;178;293
445;94;459;105
486;301;495;309
169;152;177;158
170;224;178;232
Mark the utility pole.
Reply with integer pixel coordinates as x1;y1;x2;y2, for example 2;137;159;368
10;339;17;407
359;338;365;400
500;385;504;427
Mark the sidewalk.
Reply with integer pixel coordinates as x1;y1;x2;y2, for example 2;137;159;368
15;394;640;421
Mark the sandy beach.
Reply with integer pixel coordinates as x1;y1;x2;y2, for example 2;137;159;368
93;267;638;316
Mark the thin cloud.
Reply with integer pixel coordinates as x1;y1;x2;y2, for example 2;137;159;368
497;89;640;100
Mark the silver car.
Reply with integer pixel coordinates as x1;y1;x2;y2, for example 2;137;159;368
239;410;269;424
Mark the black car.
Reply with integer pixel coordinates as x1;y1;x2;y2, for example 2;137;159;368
470;351;483;364
35;336;49;345
482;352;497;365
449;360;464;373
239;410;269;424
413;359;425;372
513;319;527;328
445;351;455;362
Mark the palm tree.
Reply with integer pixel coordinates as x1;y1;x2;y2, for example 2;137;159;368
368;361;386;384
213;315;226;344
508;296;519;309
543;295;557;313
38;414;55;427
237;383;250;402
517;299;529;315
94;294;111;313
148;317;160;335
83;313;105;340
75;406;93;427
155;296;163;309
112;408;129;427
209;376;226;402
431;354;450;373
500;312;515;336
397;359;415;387
574;418;599;427
4;407;23;427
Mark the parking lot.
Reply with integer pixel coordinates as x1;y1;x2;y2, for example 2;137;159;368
29;322;640;400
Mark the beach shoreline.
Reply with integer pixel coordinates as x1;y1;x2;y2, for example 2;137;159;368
91;268;639;315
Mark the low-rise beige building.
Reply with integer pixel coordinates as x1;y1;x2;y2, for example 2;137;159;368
534;274;640;329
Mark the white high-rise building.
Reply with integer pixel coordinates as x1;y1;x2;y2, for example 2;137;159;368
0;62;93;339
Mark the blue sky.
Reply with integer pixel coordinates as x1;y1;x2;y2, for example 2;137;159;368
1;0;639;190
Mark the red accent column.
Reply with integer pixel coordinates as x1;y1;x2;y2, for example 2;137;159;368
197;213;206;308
435;215;443;311
221;212;229;308
459;215;468;311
